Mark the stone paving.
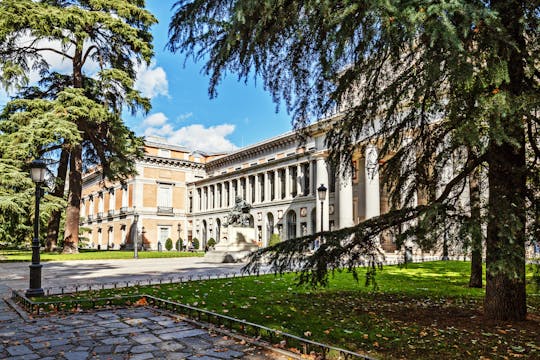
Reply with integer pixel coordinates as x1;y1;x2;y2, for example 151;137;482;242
0;285;289;359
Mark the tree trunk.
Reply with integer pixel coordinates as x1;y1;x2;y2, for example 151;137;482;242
45;147;69;252
468;165;482;288
62;41;84;254
484;0;527;321
62;144;82;254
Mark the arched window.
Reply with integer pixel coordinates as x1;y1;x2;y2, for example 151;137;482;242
286;210;297;240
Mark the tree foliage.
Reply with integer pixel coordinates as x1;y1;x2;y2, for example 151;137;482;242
169;0;539;320
0;0;156;252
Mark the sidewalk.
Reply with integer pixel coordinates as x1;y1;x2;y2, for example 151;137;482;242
0;260;288;360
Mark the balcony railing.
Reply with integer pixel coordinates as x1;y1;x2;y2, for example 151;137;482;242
157;206;174;215
96;212;103;220
87;215;94;223
119;207;127;214
107;210;115;218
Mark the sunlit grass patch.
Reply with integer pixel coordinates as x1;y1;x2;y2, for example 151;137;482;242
44;261;540;359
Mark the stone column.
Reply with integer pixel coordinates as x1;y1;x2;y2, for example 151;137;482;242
315;154;329;233
254;174;260;204
338;169;354;228
365;145;380;220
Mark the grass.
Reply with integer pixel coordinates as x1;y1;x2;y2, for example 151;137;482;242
45;261;540;359
0;248;204;262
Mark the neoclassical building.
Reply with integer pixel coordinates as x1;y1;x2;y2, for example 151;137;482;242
80;122;396;252
80;137;218;250
187;122;392;251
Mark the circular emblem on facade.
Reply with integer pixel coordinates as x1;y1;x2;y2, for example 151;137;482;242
300;207;307;217
329;204;335;215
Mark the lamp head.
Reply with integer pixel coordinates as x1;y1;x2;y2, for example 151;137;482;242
30;159;46;184
317;183;327;201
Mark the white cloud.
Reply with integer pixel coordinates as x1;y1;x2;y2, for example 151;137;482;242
135;62;169;99
167;124;237;153
177;112;193;122
141;112;237;153
143;112;168;127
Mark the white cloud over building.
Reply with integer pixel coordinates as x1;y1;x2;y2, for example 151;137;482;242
142;113;238;153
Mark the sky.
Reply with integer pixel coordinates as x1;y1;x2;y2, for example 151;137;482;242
0;1;293;154
128;1;292;153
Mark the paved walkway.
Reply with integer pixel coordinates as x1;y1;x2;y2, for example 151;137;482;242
0;257;246;291
0;259;288;360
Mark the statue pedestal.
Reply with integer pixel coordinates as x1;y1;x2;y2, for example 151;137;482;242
204;226;259;263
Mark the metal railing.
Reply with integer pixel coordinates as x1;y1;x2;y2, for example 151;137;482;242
11;290;371;360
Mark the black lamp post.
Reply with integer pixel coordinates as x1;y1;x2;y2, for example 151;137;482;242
177;223;182;251
26;159;46;298
133;213;139;259
317;183;327;244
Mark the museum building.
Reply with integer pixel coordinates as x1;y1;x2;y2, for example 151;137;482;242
80;119;397;253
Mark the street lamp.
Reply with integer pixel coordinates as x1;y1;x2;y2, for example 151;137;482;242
26;159;46;298
133;213;139;259
317;184;327;249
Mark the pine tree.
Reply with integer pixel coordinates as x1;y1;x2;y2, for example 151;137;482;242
168;0;539;320
0;0;156;253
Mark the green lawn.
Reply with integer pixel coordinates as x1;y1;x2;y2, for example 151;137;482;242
49;261;540;359
0;249;204;261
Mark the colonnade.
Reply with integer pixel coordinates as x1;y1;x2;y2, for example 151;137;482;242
192;145;382;237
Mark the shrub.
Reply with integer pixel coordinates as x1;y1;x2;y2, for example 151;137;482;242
192;237;199;250
165;238;173;251
269;234;281;247
207;237;216;248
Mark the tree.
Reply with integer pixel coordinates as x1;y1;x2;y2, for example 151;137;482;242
169;0;539;320
165;237;173;251
0;1;156;253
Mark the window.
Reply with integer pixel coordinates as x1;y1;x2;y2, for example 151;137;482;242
286;210;297;240
269;172;275;200
159;227;171;243
121;185;128;212
98;192;104;216
108;189;115;214
157;184;173;214
290;166;298;197
260;174;265;202
88;196;94;215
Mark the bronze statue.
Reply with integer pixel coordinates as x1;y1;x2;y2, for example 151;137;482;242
224;197;252;227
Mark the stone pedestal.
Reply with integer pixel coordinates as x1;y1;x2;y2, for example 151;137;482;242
204;226;259;263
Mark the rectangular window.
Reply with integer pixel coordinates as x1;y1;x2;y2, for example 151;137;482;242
159;227;170;242
157;185;173;215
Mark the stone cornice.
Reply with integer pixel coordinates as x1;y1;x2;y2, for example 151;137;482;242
141;155;205;169
188;149;317;187
206;131;300;171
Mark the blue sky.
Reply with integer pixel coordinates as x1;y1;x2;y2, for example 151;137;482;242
128;1;292;153
0;1;292;153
